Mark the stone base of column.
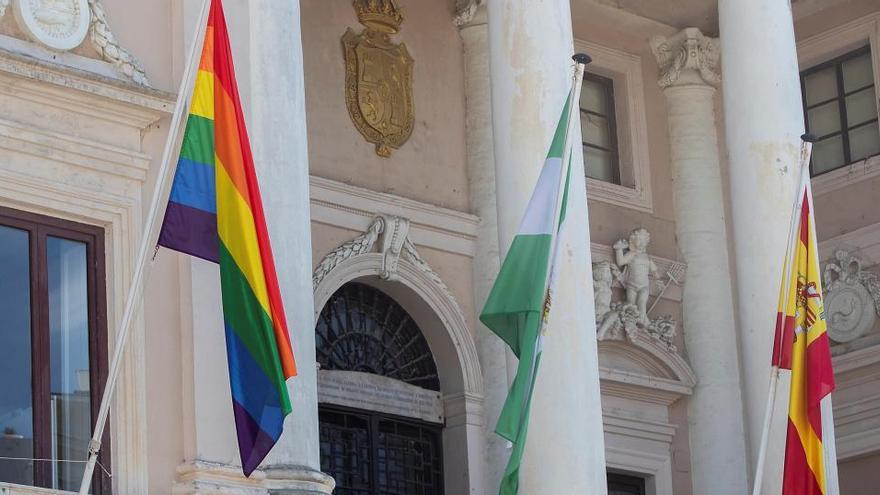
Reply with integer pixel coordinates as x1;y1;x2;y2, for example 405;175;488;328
173;460;268;495
264;465;335;495
172;461;334;495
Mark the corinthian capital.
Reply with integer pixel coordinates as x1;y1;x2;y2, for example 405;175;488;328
650;27;720;88
454;0;486;26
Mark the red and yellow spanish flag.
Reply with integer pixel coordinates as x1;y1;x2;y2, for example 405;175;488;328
772;175;836;494
158;0;296;476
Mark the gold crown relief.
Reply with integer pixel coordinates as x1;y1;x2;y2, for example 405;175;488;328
353;0;404;33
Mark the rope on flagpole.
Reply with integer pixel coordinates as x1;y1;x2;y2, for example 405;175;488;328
750;133;815;495
76;0;212;493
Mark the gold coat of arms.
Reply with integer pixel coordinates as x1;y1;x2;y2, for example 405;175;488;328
343;0;414;157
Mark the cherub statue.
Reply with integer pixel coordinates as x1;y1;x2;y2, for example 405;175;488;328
613;228;662;325
593;261;619;340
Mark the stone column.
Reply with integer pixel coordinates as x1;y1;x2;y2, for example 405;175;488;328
455;1;507;492
486;1;607;493
718;1;804;492
246;1;333;493
651;28;750;495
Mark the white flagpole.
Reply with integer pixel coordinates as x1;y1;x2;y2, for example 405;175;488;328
750;136;814;495
803;156;840;495
77;0;211;492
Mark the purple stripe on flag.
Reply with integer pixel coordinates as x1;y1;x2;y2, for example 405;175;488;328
158;201;219;263
233;400;281;477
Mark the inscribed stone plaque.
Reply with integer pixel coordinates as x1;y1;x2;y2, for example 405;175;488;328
318;370;443;424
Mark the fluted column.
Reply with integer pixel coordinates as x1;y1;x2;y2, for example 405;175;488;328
455;1;506;492
486;1;607;493
651;28;749;495
719;1;804;492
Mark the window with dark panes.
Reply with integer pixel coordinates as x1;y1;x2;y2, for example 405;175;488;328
580;72;621;184
607;472;646;495
801;46;880;176
0;207;109;493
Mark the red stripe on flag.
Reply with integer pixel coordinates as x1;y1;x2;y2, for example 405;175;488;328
210;0;296;378
782;420;824;495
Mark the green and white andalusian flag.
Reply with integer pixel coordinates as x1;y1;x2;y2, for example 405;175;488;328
480;93;574;495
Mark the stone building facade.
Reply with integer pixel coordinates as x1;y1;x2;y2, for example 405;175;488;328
0;0;878;494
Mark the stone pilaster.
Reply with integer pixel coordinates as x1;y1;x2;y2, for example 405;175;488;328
718;1;805;492
486;0;607;492
651;27;750;495
455;2;505;493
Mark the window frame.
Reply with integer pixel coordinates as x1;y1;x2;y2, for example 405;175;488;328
796;14;880;195
0;205;110;493
800;45;879;176
581;71;622;185
574;38;654;213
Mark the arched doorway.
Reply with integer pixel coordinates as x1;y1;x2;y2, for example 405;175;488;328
316;282;444;494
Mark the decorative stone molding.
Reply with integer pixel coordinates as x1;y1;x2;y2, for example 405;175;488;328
823;250;880;344
87;0;149;85
312;217;383;288
593;228;683;351
312;214;483;397
650;27;720;88
453;0;485;26
263;465;335;494
314;215;460;311
0;0;149;85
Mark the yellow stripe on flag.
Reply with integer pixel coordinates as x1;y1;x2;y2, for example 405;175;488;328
215;157;272;315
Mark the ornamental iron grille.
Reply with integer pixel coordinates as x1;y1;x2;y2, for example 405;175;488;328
315;282;440;391
319;405;444;495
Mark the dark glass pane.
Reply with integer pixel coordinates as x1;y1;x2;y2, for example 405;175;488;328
804;67;838;105
849;121;880;162
812;135;846;175
47;236;91;491
582;113;611;148
584;146;617;183
845;87;878;127
0;225;34;486
842;51;874;92
580;78;608;114
807;101;842;137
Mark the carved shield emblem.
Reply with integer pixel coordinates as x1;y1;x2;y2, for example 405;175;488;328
342;28;414;157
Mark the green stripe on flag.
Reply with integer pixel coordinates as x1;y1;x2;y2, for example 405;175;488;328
179;114;215;166
480;91;574;495
219;243;292;413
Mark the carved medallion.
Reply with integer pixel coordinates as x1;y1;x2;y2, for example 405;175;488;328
14;0;90;51
342;0;414;157
823;250;880;343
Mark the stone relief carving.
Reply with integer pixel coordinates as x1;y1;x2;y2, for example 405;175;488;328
453;0;484;26
650;27;720;88
312;217;384;288
594;228;681;351
13;0;90;51
823;250;880;343
1;0;148;85
342;0;414;157
87;0;149;85
312;214;456;303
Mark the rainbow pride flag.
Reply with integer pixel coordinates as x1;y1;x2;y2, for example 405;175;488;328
158;0;297;476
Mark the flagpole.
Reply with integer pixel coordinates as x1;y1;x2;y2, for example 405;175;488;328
750;134;814;495
77;1;211;493
542;52;590;315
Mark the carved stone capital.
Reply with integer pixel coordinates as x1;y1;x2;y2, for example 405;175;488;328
650;27;720;88
453;0;486;27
